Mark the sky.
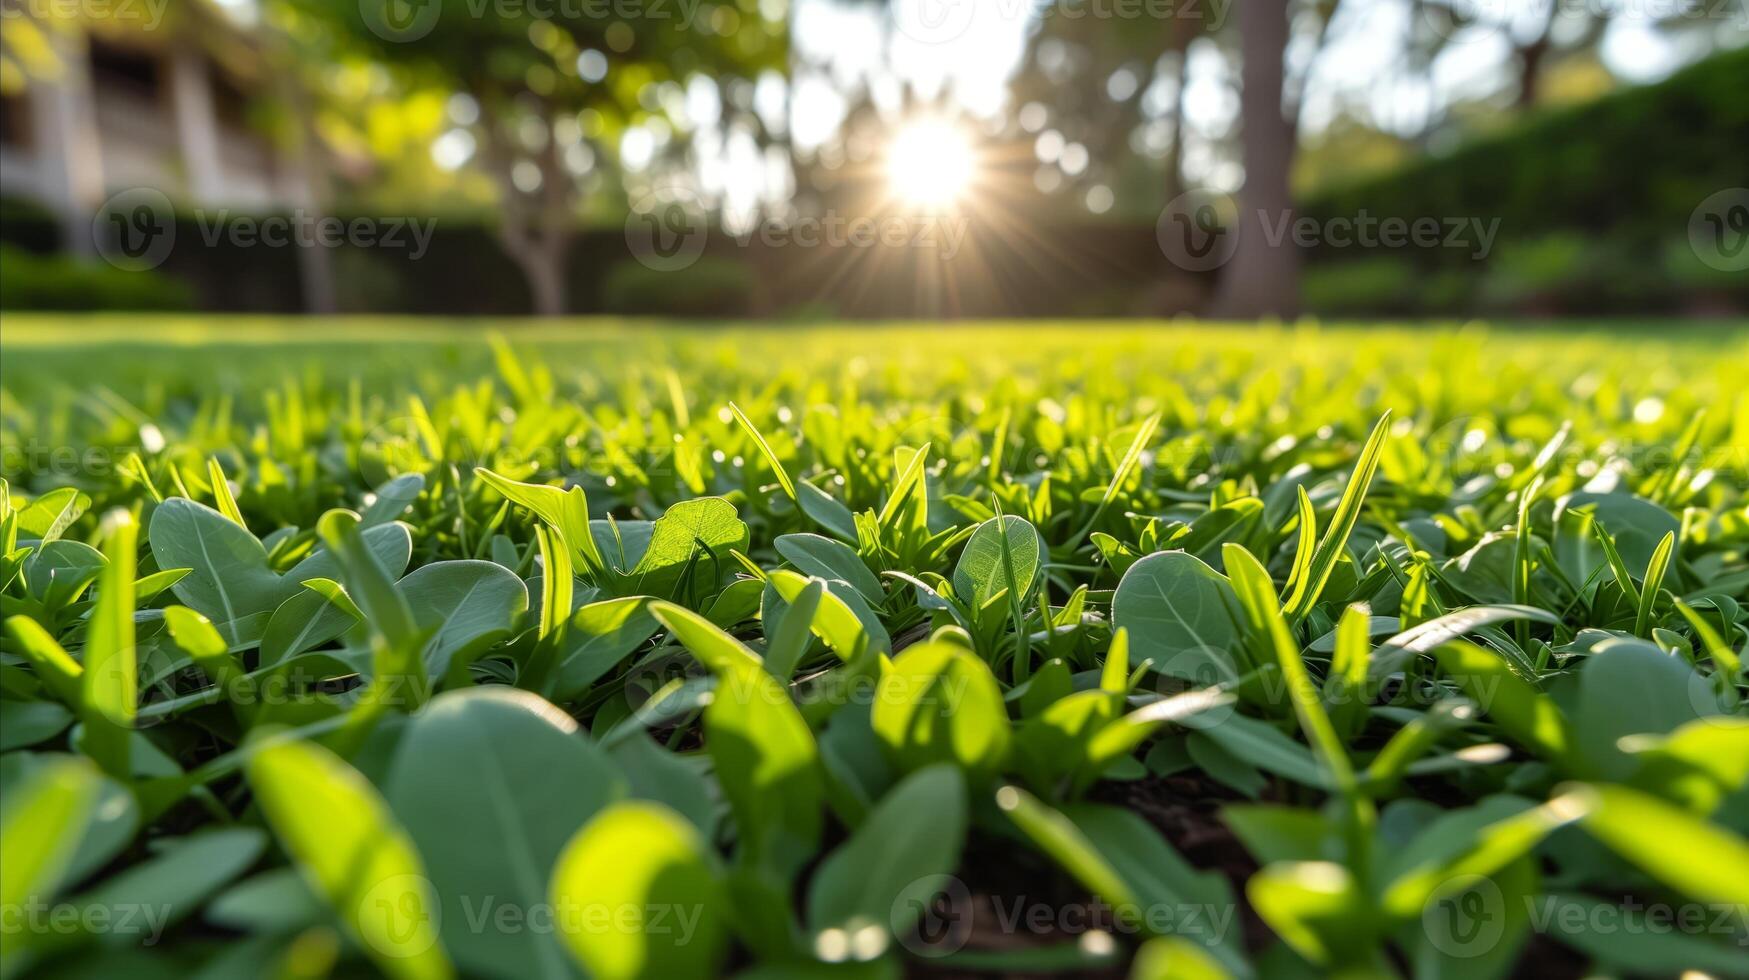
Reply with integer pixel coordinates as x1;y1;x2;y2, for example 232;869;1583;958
756;0;1718;219
788;0;1703;152
388;0;1719;219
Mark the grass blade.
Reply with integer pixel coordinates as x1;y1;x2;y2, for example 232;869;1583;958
1283;411;1392;624
728;401;797;503
1634;530;1675;639
81;512;138;780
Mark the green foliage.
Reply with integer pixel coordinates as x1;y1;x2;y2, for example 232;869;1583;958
549;801;728;980
601;258;758;318
0;245;192;312
385;687;622;978
1302;47;1749;315
0;755;104;972
245;736;453;979
0;320;1745;977
1300;256;1420;318
871;640;1011;779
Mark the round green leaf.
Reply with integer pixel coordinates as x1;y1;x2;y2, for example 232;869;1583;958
549;801;727;980
1111;552;1243;684
387;687;623;979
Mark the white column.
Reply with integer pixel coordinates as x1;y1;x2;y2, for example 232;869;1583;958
32;30;105;254
168;44;222;202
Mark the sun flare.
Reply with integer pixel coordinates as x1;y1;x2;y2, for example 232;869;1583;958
886;119;976;210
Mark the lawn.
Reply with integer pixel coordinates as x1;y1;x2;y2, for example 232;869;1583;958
1;317;1747;979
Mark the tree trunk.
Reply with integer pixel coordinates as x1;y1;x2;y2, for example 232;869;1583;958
513;241;569;317
296;235;339;315
1163;35;1192;205
1514;1;1560;109
1516;35;1551;108
287;96;338;315
1212;0;1299;320
480;106;574;317
270;33;338;314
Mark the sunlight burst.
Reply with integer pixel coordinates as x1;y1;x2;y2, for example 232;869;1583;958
886;120;976;210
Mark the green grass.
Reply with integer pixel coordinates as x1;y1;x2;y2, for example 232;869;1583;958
1;316;1746;979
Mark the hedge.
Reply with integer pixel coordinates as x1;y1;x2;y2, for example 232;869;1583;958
1301;46;1749;316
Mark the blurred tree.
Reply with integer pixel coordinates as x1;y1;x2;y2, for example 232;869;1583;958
0;3;63;95
1008;3;1198;207
1003;0;1349;314
1210;0;1344;318
1213;0;1297;317
254;2;364;314
297;0;787;314
1414;0;1611;109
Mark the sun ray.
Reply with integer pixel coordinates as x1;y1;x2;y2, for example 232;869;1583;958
887;119;977;211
